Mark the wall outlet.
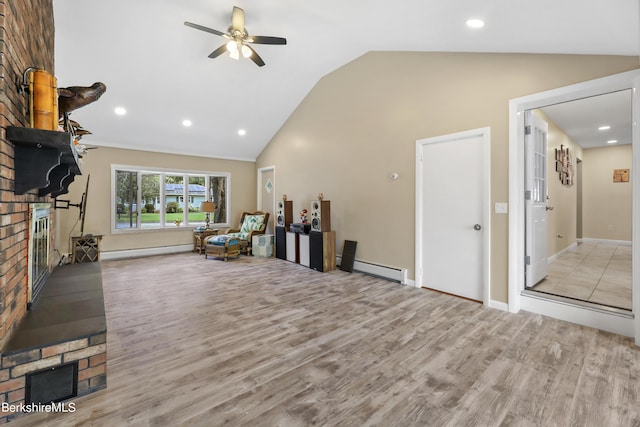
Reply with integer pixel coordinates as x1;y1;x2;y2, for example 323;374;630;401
607;225;613;231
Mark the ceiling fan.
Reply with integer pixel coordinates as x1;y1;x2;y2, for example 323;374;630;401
184;6;287;67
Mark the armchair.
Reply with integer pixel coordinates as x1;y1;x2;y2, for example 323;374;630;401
225;211;270;255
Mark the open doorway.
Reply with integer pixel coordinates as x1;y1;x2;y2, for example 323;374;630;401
257;166;276;234
508;69;640;344
524;90;633;311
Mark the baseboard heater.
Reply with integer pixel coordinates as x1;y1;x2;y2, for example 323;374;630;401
336;255;408;285
101;244;193;261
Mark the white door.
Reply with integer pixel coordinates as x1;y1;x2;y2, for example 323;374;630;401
417;129;489;301
525;111;548;287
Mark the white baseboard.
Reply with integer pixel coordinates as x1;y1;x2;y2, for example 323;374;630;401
547;242;577;264
101;244;192;261
336;256;408;285
488;299;509;311
579;238;632;246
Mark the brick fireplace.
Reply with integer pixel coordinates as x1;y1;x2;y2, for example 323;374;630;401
0;262;107;423
0;0;56;356
0;1;107;423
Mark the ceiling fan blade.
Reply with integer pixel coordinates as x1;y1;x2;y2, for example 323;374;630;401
248;35;287;45
245;45;265;67
208;44;228;59
184;21;226;38
231;6;245;31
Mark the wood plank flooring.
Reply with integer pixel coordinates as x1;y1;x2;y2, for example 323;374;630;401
12;253;640;426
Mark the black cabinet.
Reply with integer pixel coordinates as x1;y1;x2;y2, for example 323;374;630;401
309;231;336;272
275;226;287;260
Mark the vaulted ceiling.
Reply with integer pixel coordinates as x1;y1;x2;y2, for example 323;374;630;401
53;1;640;161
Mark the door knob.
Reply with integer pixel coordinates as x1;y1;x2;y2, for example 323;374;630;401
474;224;482;231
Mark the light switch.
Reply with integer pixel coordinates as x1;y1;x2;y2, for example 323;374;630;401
495;202;508;214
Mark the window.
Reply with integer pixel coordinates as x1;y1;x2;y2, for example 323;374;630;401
112;166;230;231
187;176;205;224
164;175;184;226
141;173;160;228
115;170;138;229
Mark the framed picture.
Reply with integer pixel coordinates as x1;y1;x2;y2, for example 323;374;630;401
555;145;573;186
613;169;630;183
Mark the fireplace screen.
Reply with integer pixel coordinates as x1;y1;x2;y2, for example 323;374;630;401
28;204;51;305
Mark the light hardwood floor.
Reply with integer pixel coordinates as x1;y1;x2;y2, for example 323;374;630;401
531;242;632;310
13;253;640;426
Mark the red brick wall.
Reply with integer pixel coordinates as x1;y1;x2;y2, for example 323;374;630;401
0;0;56;349
0;332;107;422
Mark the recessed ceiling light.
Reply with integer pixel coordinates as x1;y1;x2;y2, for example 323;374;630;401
466;19;485;29
182;119;192;127
114;107;127;115
598;125;611;131
238;129;246;136
607;140;618;144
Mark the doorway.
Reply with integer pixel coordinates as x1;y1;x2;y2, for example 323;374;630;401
508;70;640;344
523;91;633;312
415;127;491;303
257;166;276;234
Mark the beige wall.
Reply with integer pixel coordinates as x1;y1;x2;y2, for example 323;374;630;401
537;110;583;257
256;52;639;304
582;144;633;241
56;147;256;254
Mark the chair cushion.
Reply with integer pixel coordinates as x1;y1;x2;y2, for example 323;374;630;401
225;232;244;241
206;235;240;246
235;214;265;240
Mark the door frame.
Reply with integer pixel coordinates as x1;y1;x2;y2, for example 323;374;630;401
257;165;276;232
508;69;640;345
415;127;491;305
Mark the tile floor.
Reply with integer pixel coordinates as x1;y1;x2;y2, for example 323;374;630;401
530;241;632;310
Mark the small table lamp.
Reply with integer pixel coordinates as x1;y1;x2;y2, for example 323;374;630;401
200;201;215;229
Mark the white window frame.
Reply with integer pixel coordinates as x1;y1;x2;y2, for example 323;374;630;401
111;164;231;233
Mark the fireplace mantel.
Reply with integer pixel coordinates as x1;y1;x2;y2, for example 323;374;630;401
6;126;81;196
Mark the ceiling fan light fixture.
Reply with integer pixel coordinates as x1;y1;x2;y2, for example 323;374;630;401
185;6;286;67
226;40;238;52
